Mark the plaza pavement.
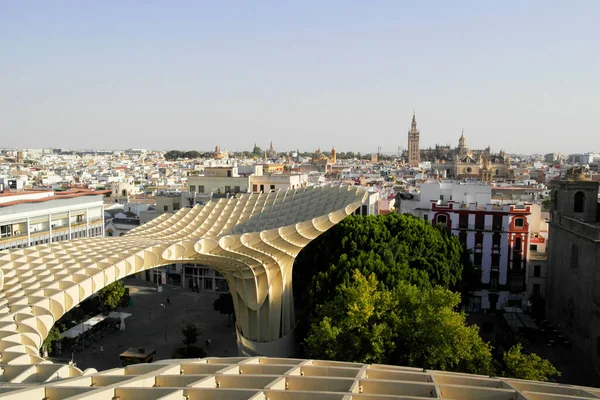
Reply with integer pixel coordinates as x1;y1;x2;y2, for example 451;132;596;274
51;278;238;371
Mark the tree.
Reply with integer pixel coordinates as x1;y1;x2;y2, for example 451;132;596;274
172;323;204;359
306;270;494;375
164;150;183;161
295;213;467;312
98;281;126;313
306;271;398;364
182;323;199;347
542;197;552;211
502;344;560;381
42;326;62;355
252;145;263;157
183;150;200;159
213;293;235;326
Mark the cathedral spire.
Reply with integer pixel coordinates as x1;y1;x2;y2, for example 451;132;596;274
411;111;417;131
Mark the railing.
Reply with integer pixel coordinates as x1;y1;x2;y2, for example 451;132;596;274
455;224;504;231
0;232;28;244
1;219;104;243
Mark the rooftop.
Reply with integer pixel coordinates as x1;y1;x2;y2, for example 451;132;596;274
2;357;598;399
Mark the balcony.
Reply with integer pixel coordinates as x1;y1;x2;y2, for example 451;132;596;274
455;224;504;232
0;232;28;244
508;273;526;294
0;219;104;245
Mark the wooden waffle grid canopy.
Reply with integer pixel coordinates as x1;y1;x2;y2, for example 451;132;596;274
0;356;599;400
0;185;367;369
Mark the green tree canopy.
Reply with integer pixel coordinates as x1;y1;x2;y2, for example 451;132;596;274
183;150;201;159
502;344;560;382
165;150;203;160
42;326;62;354
164;150;183;161
213;293;235;326
542;197;552;211
182;323;199;347
295;213;467;310
98;281;126;312
306;270;494;375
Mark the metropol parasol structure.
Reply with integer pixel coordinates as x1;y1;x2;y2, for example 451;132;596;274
0;185;597;399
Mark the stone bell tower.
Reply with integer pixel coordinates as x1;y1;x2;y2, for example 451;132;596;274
407;112;420;166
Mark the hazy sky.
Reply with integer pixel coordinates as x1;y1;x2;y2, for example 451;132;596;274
1;1;599;154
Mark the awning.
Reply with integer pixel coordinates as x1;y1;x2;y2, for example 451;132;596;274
61;311;131;339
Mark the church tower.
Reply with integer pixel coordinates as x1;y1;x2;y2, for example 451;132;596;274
330;146;337;164
407;112;420;166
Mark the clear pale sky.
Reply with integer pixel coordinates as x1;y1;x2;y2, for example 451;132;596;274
1;1;598;154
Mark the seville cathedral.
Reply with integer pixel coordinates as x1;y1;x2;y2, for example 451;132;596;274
407;113;514;181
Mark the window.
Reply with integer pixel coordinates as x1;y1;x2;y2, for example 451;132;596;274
270;185;275;191
0;225;13;237
574;191;585;213
532;284;541;297
490;271;499;290
492;215;502;231
439;195;444;201
227;170;232;177
459;231;467;245
189;185;196;193
163;205;168;212
459;214;468;229
515;237;522;251
198;185;205;194
474;253;482;267
436;215;447;224
475;232;483;246
534;265;541;277
514;218;524;227
491;254;500;267
475;214;485;230
234;186;241;193
253;184;258;192
530;244;538;251
492;233;501;247
225;186;231;193
260;184;265;192
570;244;579;269
423;214;429;221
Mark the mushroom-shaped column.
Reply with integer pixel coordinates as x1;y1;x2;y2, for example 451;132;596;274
182;203;362;357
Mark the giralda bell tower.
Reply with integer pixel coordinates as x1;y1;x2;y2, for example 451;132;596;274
407;112;420;166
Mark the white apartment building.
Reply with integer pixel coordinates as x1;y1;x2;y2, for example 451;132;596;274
250;173;308;193
187;166;252;196
411;182;538;312
0;187;106;251
188;164;310;196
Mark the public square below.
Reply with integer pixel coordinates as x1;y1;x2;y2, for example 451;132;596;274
51;277;238;371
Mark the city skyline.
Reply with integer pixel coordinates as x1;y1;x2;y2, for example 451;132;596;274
2;1;599;154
